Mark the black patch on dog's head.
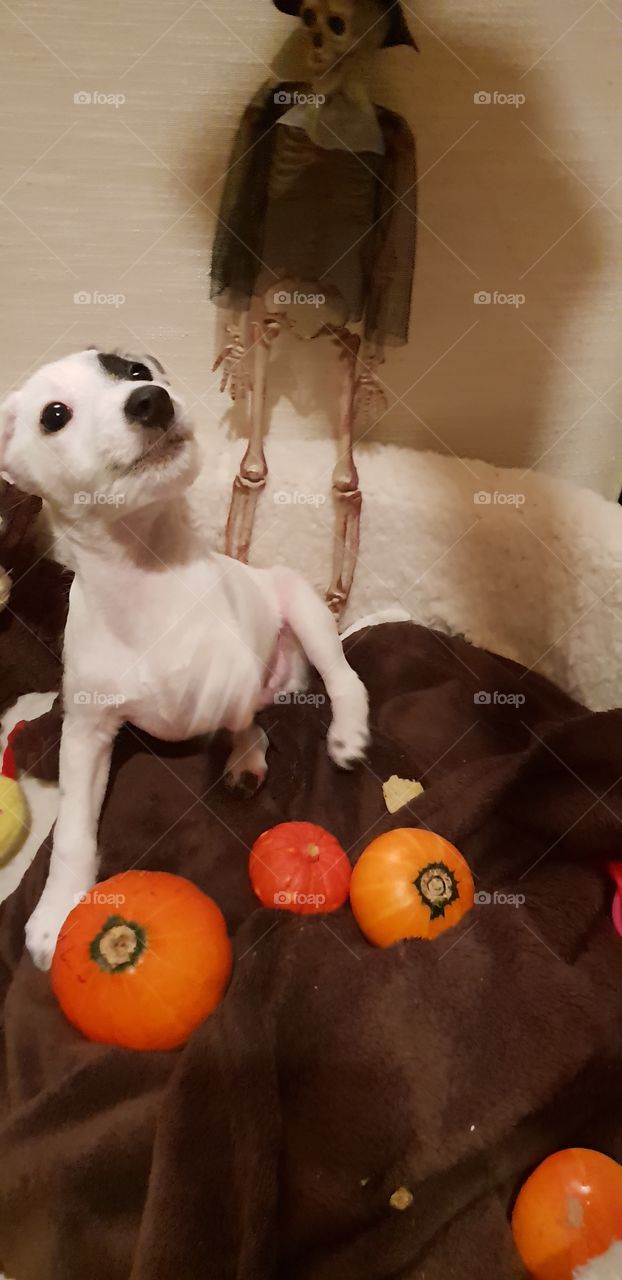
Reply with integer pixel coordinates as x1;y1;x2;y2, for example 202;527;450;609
97;353;156;383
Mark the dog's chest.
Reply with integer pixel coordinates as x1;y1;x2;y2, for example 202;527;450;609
66;569;276;739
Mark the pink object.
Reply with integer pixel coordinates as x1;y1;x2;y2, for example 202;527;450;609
607;862;622;937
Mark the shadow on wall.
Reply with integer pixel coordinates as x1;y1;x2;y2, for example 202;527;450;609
399;10;603;474
196;11;603;472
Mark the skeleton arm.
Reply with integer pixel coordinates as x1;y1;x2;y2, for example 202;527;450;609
213;312;251;402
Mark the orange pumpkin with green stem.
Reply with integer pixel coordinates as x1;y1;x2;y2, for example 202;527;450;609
250;821;351;914
350;828;474;946
51;871;232;1051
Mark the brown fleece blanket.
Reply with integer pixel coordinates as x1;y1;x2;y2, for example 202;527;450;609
1;595;622;1279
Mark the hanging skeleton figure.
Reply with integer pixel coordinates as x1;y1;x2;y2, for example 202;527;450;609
211;0;417;615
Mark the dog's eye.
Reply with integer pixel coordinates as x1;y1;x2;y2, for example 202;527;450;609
128;362;153;382
302;7;316;25
40;402;73;434
328;14;346;34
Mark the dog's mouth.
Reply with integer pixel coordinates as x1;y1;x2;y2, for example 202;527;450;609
135;433;187;469
120;425;194;474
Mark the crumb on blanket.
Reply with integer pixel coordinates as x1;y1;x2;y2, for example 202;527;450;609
383;774;424;813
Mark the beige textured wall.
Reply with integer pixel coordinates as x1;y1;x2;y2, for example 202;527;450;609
0;0;620;495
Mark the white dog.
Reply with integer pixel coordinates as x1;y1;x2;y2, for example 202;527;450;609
0;349;369;969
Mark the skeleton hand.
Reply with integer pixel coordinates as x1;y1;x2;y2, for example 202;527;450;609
354;347;388;430
213;326;250;402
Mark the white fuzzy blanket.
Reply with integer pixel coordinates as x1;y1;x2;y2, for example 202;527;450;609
192;438;622;712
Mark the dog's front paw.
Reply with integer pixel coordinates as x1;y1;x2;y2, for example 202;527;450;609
328;717;370;770
25;889;75;970
327;676;370;770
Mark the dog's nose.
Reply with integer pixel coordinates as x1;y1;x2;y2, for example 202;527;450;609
124;385;175;430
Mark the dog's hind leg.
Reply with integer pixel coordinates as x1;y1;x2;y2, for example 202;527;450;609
25;710;117;970
224;722;269;795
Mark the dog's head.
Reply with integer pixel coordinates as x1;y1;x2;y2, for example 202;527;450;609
0;349;199;518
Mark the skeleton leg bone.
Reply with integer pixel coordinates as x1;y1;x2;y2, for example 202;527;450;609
225;314;281;564
326;328;362;618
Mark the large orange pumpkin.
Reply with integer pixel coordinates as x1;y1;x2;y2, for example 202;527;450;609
51;871;232;1051
249;821;351;914
512;1149;622;1280
350;828;474;946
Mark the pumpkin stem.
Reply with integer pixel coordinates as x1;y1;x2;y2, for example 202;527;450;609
306;843;320;862
91;915;147;973
414;863;459;921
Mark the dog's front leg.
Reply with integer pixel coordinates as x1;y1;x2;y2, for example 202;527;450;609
275;569;370;768
25;712;116;970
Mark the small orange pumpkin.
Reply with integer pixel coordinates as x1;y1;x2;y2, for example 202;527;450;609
249;821;351;914
350;828;474;946
51;871;232;1051
512;1148;622;1280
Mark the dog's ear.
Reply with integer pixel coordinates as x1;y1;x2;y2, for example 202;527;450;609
0;392;18;482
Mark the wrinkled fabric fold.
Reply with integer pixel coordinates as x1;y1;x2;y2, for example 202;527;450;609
1;619;622;1279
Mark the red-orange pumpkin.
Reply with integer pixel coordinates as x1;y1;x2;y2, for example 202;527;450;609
51;871;232;1051
249;821;351;914
350;828;474;946
512;1149;622;1280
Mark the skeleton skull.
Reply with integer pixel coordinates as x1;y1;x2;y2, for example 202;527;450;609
298;0;389;75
